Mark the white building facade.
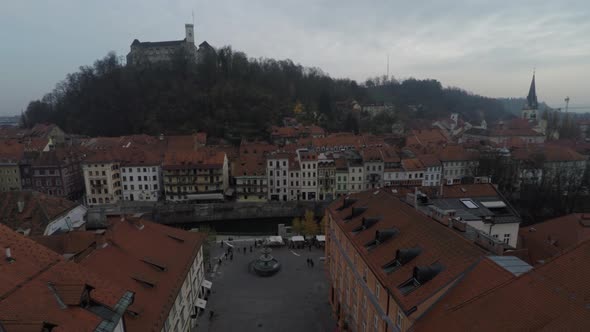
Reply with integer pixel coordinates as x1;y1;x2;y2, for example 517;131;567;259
121;165;162;202
267;153;290;201
82;162;122;206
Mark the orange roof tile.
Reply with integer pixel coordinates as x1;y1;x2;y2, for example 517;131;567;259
163;150;225;169
414;239;590;331
440;183;499;198
0;191;79;236
519;214;590;264
75;217;206;332
235;156;266;176
0;224;129;331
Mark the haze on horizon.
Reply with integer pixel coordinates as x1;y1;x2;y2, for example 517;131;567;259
1;0;589;116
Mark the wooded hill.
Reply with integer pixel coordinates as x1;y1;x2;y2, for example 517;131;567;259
22;47;513;139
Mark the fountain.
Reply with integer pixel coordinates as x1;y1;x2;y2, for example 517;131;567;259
251;246;281;276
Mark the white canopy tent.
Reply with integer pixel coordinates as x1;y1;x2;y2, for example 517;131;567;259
316;235;326;242
202;280;212;289
291;235;305;242
196;298;207;309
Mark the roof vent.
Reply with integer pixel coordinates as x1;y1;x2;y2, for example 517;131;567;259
5;247;15;263
17;200;25;213
347;206;368;220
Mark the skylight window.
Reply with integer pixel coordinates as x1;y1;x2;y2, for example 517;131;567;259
460;199;478;209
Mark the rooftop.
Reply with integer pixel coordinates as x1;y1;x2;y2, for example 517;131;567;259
415;239;590;331
519;213;590;265
328;190;486;312
0;191;80;236
0;224;131;331
37;216;206;332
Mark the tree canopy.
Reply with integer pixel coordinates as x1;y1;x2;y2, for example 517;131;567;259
22;47;511;139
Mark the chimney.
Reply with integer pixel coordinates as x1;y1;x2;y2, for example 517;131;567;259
17;200;24;213
95;230;108;248
5;247;15;263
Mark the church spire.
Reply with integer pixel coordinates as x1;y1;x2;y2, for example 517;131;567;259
526;72;538;110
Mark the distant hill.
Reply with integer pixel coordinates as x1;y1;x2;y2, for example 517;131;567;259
366;79;509;122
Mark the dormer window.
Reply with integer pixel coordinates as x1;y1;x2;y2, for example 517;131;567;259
337;197;358;211
398;262;445;295
352;216;382;234
365;228;399;250
382;247;422;273
345;206;368;221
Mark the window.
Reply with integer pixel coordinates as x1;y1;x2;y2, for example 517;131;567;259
397;309;403;329
270;170;273;176
375;284;380;299
144;176;148;181
503;234;511;244
102;171;106;176
137;168;141;172
124;185;127;190
130;176;134;181
152;167;156;172
283;161;286;166
153;175;157;181
123;176;127;181
374;315;379;331
131;185;135;190
139;184;142;190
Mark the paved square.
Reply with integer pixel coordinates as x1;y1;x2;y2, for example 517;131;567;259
196;240;336;332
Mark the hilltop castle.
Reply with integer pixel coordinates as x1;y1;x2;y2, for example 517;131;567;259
126;24;214;65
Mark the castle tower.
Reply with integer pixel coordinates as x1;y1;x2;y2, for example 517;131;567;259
185;24;194;44
522;73;538;121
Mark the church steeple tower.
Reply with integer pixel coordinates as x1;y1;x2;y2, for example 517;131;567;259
522;72;538;121
526;72;538;110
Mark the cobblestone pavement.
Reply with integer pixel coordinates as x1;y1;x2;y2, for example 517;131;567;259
195;239;336;332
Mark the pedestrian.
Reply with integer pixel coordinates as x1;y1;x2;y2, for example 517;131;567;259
310;259;314;268
220;241;224;248
230;253;233;260
208;261;212;270
309;244;312;252
224;253;227;259
243;247;246;254
218;258;222;265
209;310;215;319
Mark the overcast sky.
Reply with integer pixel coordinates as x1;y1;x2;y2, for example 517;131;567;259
1;0;589;115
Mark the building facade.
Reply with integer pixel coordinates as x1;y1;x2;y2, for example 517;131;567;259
298;149;319;200
121;165;162;202
82;160;122;206
234;156;267;202
267;152;290;201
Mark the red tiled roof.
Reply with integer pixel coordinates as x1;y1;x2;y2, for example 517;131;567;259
163;150;225;169
512;145;586;162
235;156;266;176
328;190;486;312
417;154;441;167
519;214;590;264
239;141;277;156
401;158;424;171
414;239;590;331
0;139;24;162
0;191;79;236
440;183;499;198
75;217;206;332
406;128;449;148
437;144;477;161
311;133;365;149
0;224;129;331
